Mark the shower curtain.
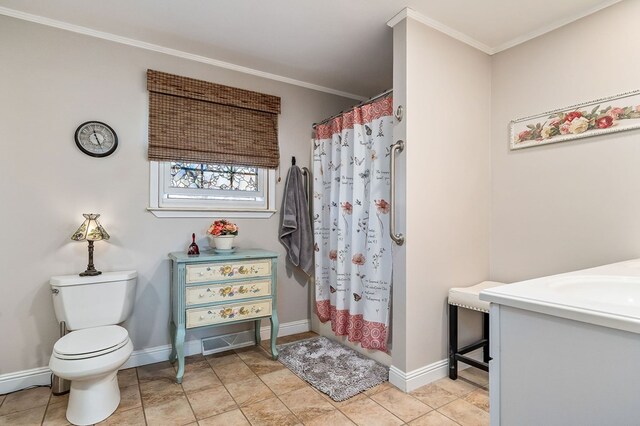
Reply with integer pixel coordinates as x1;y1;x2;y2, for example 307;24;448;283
313;95;394;351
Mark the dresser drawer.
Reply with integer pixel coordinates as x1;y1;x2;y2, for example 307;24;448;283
186;260;271;284
185;279;272;306
186;300;272;328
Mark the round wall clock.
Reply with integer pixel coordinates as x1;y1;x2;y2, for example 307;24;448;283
74;121;118;157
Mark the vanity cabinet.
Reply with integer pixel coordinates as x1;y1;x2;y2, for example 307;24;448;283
481;259;640;425
168;249;279;383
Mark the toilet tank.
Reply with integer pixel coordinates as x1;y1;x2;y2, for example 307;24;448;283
50;271;137;330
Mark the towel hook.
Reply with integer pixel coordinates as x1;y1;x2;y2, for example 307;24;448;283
291;156;296;166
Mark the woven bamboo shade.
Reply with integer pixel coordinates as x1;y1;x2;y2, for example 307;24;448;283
147;69;281;168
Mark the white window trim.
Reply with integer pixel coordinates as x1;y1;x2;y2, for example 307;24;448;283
147;161;277;218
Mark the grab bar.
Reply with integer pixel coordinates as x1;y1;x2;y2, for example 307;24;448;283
389;140;405;245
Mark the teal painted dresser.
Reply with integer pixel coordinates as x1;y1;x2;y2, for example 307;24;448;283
168;249;279;383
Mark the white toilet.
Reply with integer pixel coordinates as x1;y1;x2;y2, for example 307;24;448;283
49;271;137;426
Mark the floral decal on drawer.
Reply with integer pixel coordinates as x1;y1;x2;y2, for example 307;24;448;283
219;265;260;277
216;305;263;319
218;284;261;298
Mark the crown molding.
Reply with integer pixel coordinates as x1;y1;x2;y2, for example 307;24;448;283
386;8;494;55
388;1;623;56
0;6;367;101
491;0;623;54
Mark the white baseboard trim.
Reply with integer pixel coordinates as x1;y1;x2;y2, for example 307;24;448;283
0;367;52;395
260;318;310;341
121;340;201;370
389;348;483;392
0;319;310;395
122;318;311;369
389;360;448;392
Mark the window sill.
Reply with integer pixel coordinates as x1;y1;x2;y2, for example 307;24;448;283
146;208;277;219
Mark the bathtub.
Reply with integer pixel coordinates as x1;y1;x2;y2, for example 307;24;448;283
479;259;640;425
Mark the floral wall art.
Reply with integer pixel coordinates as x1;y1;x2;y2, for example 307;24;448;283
510;90;640;150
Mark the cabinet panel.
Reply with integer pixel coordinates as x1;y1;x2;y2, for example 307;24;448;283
186;260;271;284
185;280;272;306
186;299;272;328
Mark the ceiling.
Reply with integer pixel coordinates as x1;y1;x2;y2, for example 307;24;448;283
0;0;622;99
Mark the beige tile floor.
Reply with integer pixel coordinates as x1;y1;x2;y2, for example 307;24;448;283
0;332;489;426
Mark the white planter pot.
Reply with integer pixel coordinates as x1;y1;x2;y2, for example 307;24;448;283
208;235;236;250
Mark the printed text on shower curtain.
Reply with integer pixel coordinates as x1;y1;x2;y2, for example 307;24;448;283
313;96;393;351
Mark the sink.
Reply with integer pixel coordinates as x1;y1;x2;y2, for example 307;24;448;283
548;276;640;307
480;259;640;334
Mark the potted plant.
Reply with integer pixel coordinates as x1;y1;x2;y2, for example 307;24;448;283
207;219;238;250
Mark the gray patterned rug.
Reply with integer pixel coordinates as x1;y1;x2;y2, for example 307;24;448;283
277;336;389;401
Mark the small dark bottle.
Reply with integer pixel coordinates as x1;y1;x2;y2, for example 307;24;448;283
187;233;200;256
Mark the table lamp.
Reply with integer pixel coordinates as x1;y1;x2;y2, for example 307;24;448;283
71;213;110;276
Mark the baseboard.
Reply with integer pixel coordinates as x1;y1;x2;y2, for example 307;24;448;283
260;318;310;341
122;318;311;369
389;360;448;392
0;367;52;395
389;348;483;392
0;319;310;395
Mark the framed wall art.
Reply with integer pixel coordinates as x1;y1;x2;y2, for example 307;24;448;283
510;90;640;150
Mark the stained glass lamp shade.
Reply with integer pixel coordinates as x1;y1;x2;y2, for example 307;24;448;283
71;213;110;276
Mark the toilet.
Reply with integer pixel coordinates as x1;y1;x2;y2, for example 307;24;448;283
49;271;137;426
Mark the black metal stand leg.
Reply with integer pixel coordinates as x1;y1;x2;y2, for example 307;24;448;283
483;312;490;363
449;304;458;380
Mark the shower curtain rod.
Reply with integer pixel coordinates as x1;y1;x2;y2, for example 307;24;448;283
312;88;393;128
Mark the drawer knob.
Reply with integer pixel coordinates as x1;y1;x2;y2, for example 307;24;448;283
256;308;262;312
198;272;204;276
199;293;204;298
199;315;205;320
206;267;211;271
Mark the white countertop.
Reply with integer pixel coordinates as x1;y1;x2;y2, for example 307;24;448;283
480;258;640;334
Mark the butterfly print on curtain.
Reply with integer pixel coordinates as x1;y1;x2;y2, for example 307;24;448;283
313;95;394;351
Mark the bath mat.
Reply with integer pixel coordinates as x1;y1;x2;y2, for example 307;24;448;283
277;336;389;401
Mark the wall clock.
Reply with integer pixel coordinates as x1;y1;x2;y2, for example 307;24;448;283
74;121;118;157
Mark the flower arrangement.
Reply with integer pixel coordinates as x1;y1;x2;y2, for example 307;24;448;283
207;219;239;236
515;103;640;144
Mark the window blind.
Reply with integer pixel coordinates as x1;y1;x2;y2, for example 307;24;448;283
147;69;281;168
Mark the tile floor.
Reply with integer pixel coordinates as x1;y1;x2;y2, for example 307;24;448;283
0;332;489;426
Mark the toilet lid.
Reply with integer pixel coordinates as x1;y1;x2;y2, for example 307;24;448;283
54;325;129;360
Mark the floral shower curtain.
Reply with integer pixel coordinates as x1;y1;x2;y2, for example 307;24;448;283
313;95;394;351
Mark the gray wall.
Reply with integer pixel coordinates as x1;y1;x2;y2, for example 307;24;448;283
0;15;355;374
490;0;640;283
392;18;492;373
389;0;640;381
4;0;635;379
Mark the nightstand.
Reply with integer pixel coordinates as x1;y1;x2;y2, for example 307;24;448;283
168;249;279;383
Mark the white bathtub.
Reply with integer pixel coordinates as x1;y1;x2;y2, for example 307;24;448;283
479;259;640;425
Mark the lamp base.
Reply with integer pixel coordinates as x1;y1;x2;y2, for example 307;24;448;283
79;269;102;277
79;240;102;276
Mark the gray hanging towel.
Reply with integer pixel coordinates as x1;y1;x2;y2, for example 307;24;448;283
279;165;313;276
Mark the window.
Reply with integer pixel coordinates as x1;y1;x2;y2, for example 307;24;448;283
145;71;281;218
148;161;276;218
169;163;259;192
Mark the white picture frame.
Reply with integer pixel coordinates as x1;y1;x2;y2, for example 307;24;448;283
510;90;640;150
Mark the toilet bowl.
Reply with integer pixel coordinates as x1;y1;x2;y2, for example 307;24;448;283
49;325;133;425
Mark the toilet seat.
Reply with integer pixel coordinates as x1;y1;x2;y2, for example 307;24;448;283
53;325;129;360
